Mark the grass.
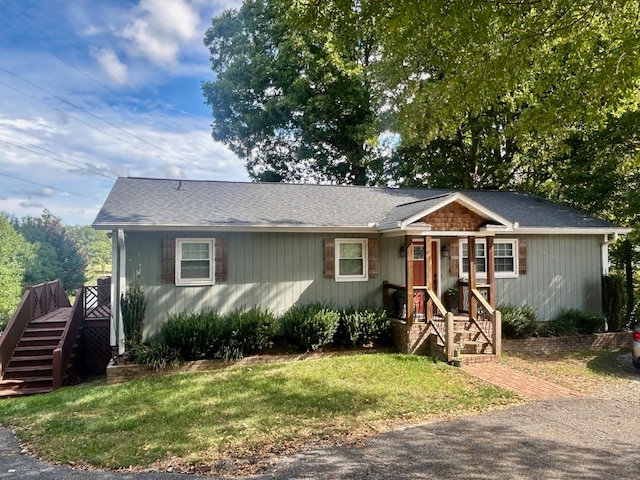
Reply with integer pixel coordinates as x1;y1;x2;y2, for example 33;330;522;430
0;354;519;474
501;350;635;395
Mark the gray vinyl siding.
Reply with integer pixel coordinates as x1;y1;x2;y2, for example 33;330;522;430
440;234;603;321
495;235;602;321
125;231;603;338
124;231;384;339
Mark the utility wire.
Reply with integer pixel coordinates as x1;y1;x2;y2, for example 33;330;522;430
0;66;207;167
1;2;221;156
0;135;117;180
0;172;99;200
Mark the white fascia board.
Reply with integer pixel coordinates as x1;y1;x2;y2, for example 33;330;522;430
382;229;497;237
399;192;514;230
92;223;379;234
512;227;632;235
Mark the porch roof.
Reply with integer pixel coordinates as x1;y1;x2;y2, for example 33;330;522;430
93;177;629;235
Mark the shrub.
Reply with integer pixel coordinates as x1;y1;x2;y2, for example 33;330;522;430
602;275;626;331
336;306;390;347
127;342;181;371
121;271;147;347
283;303;340;351
161;309;223;360
538;308;606;337
218;307;278;360
499;304;538;338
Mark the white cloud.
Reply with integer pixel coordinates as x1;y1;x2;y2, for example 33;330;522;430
90;47;128;85
119;0;200;68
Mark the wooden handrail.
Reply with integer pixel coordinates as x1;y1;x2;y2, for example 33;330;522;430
427;289;448;317
471;288;495;315
0;289;32;381
52;287;83;389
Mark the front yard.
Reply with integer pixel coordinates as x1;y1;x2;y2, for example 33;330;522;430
0;354;518;476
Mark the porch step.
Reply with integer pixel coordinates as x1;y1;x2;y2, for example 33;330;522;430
23;327;64;337
0;386;54;398
4;365;53;377
29;319;67;328
17;337;60;347
0;376;53;390
13;346;55;356
461;354;498;364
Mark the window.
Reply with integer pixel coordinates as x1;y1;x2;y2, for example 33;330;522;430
460;239;518;278
461;241;487;275
413;245;425;260
175;239;215;285
335;238;368;282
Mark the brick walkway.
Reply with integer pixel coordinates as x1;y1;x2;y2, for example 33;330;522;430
463;362;583;400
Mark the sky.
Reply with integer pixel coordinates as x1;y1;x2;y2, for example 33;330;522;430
0;0;249;226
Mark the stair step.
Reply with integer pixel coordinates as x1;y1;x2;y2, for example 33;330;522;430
0;377;53;389
4;366;53;378
0;386;54;398
14;346;55;356
27;320;67;329
11;353;53;363
23;327;64;337
18;337;60;347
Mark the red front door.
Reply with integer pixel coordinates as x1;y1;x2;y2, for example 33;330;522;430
412;240;439;318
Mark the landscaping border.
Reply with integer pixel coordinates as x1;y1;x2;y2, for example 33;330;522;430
502;331;631;354
106;347;393;385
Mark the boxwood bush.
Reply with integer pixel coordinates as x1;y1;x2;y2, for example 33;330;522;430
336;306;390;347
283;302;340;351
538;308;605;336
499;304;538;339
218;307;278;360
161;309;224;360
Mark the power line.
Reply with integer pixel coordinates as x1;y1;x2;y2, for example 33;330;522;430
0;66;208;167
0;135;117;180
1;1;223;157
0;172;99;200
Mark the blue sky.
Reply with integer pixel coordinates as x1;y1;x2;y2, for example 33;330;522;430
0;0;249;225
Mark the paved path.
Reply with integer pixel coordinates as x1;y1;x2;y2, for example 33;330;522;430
463;362;583;399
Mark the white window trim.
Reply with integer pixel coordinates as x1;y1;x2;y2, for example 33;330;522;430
459;238;519;279
175;238;215;286
335;238;369;282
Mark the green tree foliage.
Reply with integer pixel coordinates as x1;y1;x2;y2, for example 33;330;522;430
0;216;35;330
202;0;389;185
298;1;640;146
68;226;111;275
12;210;88;294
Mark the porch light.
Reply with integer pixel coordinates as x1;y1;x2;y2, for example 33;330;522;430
399;245;406;258
441;244;449;257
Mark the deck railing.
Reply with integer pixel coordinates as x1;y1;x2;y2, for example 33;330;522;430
0;289;32;381
1;280;70;382
52;287;84;389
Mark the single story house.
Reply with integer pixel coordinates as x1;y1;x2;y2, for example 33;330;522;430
93;177;629;358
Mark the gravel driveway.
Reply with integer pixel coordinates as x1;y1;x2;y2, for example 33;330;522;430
1;355;638;480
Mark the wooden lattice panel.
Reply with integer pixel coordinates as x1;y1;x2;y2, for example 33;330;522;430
80;320;111;375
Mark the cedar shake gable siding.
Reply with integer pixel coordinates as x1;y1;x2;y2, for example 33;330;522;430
422;202;487;231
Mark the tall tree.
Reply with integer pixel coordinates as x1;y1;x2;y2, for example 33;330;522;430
202;0;389;185
298;1;640;146
12;210;88;293
0;216;35;330
68;226;112;276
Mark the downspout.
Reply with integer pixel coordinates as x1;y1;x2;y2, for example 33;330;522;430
117;229;126;355
601;232;619;276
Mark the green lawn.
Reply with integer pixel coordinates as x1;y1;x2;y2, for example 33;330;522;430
0;354;519;473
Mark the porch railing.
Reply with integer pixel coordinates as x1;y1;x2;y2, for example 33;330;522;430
52;287;84;389
0;280;69;382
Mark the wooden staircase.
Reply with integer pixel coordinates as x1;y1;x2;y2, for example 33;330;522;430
0;307;75;397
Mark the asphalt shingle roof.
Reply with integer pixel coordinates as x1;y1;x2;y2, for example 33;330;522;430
93;177;621;231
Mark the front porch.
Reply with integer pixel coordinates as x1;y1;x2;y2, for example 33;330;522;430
383;235;502;362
